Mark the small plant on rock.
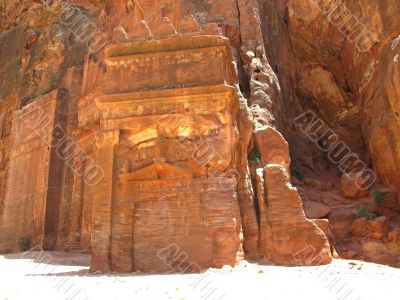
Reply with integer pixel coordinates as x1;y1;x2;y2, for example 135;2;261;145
18;236;31;252
248;148;261;165
355;204;377;220
373;190;385;205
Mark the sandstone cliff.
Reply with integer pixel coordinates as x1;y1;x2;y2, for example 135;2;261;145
0;0;399;271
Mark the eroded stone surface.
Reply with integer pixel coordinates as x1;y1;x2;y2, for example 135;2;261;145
81;35;243;272
1;0;400;271
257;165;332;265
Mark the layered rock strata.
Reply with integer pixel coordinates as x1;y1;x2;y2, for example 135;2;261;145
5;0;400;271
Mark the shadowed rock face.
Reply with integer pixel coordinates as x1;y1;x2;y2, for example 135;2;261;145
0;0;399;271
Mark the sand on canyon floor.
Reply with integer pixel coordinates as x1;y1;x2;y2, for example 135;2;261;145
0;251;398;300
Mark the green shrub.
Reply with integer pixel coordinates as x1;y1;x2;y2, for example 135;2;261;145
253;120;264;129
18;236;31;252
355;204;369;218
248;148;261;165
373;190;385;205
31;72;62;99
31;87;52;99
355;204;376;220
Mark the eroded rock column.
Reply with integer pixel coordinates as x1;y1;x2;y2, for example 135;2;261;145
90;131;119;272
257;164;332;265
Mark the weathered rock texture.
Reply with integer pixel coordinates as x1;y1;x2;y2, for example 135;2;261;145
82;35;243;272
1;0;399;271
257;165;332;265
261;0;400;266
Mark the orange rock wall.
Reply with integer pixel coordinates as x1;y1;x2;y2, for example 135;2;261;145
78;36;244;272
0;0;348;271
0;91;66;251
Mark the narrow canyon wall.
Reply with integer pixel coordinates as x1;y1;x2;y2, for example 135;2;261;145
261;0;400;264
0;0;399;270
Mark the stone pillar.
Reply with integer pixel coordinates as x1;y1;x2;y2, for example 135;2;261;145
237;169;260;257
66;150;85;250
80;147;95;253
111;178;134;272
90;130;119;272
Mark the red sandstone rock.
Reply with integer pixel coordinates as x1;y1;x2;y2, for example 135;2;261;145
351;217;369;238
388;228;400;243
340;173;369;198
236;93;260;257
86;35;242;272
303;201;331;219
367;216;389;240
312;218;339;258
257;164;332;266
362;242;399;266
254;127;290;173
312;219;330;236
1;0;400;271
303;178;323;190
329;208;356;239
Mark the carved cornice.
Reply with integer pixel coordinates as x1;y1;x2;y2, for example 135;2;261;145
103;36;237;86
94;130;120;148
77;85;239;130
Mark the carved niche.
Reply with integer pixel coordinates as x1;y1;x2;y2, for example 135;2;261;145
78;36;242;272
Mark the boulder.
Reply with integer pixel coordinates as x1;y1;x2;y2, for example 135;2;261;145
256;165;332;266
367;216;389;240
254;127;290;174
312;219;329;235
351;217;368;237
303;201;331;219
303;178;323;189
329;208;356;239
388;228;400;242
362;242;399;266
340;173;370;198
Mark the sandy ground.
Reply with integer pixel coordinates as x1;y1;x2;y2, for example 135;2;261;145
0;251;399;300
